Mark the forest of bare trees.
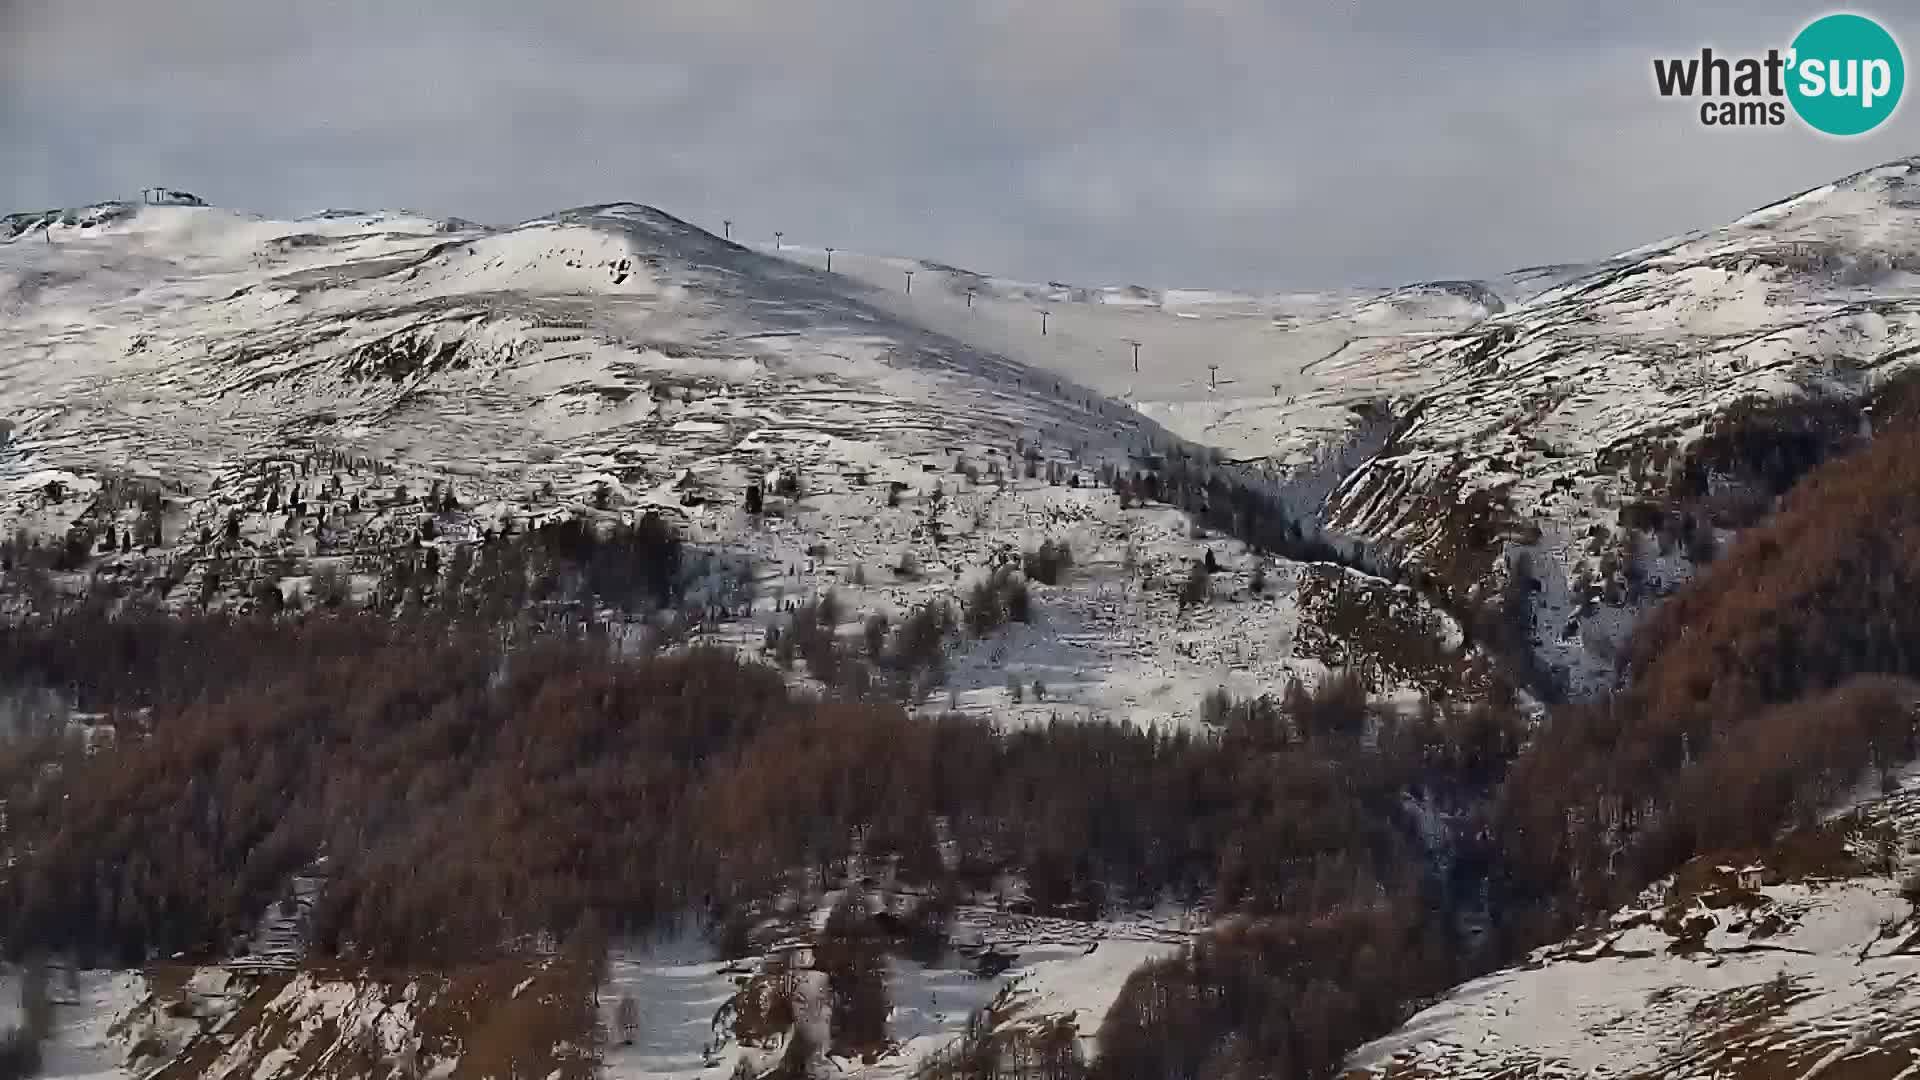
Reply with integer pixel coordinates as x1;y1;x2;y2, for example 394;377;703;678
0;602;1527;976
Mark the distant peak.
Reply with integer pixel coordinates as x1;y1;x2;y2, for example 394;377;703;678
535;203;754;260
544;202;700;230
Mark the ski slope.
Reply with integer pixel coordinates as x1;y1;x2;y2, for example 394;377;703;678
750;239;1511;471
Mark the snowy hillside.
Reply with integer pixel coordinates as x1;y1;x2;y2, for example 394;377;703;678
2;905;1190;1080
749;240;1510;471
749;163;1920;699
760;159;1920;701
11;958;596;1080
1347;766;1920;1080
0;199;1477;724
1323;157;1920;696
597;909;1190;1080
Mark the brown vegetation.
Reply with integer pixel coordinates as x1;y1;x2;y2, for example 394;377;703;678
817;890;890;1059
1086;407;1920;1078
1498;422;1920;942
0;602;1524;982
1095;904;1454;1080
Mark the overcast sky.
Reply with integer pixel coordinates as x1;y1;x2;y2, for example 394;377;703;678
4;1;1917;289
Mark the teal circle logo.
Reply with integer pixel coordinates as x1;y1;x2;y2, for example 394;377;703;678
1787;13;1904;136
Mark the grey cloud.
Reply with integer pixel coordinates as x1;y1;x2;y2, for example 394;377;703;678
3;0;1917;289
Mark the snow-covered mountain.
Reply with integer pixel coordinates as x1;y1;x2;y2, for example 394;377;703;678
22;160;1916;709
0;198;1477;730
12;154;1920;1080
738;160;1920;700
1324;157;1920;695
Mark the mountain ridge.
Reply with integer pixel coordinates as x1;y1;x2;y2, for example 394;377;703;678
10;154;1920;1080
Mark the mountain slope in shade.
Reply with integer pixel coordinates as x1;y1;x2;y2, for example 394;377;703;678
1323;157;1920;696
